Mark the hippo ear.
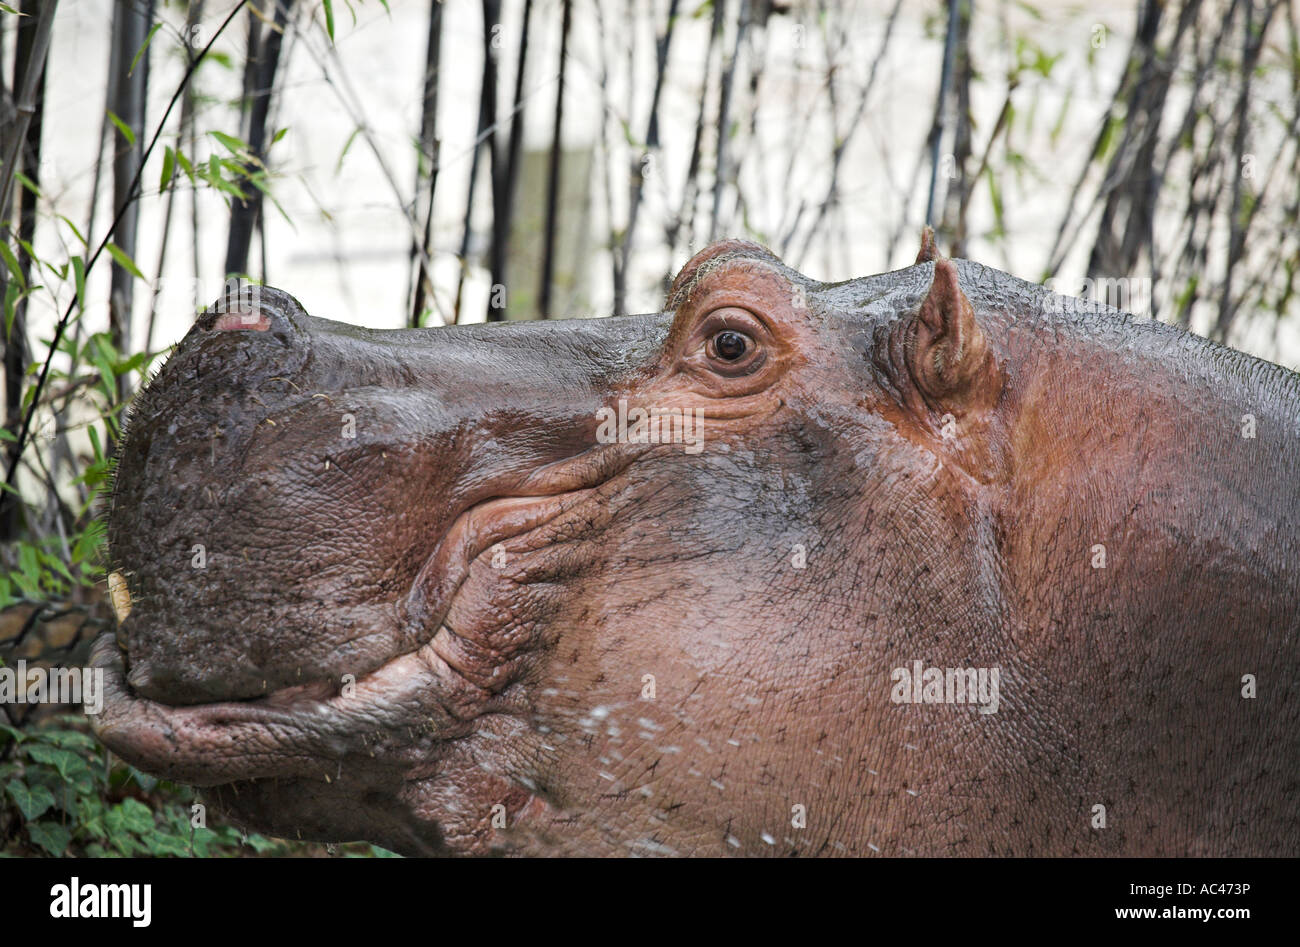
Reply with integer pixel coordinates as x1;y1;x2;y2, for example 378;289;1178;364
667;239;781;310
907;259;997;408
915;226;940;264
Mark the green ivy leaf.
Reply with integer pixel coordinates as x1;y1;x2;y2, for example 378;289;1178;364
243;833;282;854
32;727;98;751
27;820;72;857
24;743;92;785
107;831;141;857
76;794;108;840
5;779;56;821
144;832;190;857
115;797;156;835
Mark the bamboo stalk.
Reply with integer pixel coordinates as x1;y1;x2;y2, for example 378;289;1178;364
146;0;207;353
487;0;531;322
453;0;502;324
0;0;56;231
409;0;444;328
539;0;572;320
615;0;679;316
1214;0;1282;340
0;0;57;539
710;0;748;243
108;0;151;405
225;0;295;279
666;0;722;260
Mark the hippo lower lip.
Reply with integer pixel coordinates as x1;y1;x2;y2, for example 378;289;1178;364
89;622;555;857
90;623;484;784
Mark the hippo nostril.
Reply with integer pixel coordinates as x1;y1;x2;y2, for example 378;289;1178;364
211;308;272;332
195;285;308;345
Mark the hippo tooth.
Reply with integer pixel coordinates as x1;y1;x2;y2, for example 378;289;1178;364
108;571;132;623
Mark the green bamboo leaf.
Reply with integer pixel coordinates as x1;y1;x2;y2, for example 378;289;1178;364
13;171;40;198
17;542;38;583
107;110;135;147
160;145;176;191
336;126;362;173
39;550;74;584
112;350;152;376
129;22;163;77
4;283;31;340
105;242;145;280
209;130;248;154
58;215;87;247
3;282;20;340
71;256;86;312
323;0;335;41
0;241;24;289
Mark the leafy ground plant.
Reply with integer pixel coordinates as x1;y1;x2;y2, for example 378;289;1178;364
0;712;396;857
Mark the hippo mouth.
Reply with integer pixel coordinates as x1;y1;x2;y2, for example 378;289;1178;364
89;484;603;788
87;482;609;857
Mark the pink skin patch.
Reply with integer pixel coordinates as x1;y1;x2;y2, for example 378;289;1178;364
212;309;271;331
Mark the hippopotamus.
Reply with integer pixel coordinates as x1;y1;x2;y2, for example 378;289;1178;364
91;237;1299;857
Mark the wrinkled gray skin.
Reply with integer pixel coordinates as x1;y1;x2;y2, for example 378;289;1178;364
92;240;1299;856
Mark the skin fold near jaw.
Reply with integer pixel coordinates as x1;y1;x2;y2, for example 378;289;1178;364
93;240;1300;857
94;469;625;776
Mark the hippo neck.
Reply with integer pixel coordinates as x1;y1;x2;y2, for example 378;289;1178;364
998;311;1300;635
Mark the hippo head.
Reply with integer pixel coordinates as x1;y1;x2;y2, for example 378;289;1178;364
92;239;1299;856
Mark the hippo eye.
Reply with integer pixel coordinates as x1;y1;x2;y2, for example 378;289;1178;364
710;330;752;362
